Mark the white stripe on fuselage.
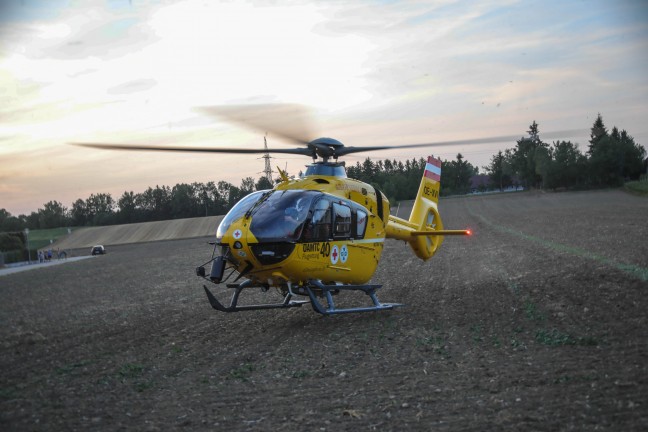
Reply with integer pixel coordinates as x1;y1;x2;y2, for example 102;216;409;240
425;162;442;175
349;238;385;244
298;238;384;245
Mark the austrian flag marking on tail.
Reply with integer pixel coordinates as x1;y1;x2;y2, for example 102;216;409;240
419;155;442;204
424;156;442;182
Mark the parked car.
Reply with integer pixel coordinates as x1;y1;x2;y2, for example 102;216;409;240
91;245;106;255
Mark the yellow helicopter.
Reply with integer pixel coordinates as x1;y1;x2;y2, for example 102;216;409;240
194;149;470;315
77;105;501;315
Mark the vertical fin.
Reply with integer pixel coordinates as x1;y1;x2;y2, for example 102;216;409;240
385;156;445;260
407;156;444;259
409;156;442;223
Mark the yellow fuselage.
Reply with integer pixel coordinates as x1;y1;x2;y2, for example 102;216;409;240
218;175;390;287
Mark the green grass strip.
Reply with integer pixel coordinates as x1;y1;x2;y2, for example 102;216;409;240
469;209;648;282
624;180;648;195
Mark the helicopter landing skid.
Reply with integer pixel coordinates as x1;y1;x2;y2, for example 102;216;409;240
203;284;309;313
202;280;401;315
304;280;402;316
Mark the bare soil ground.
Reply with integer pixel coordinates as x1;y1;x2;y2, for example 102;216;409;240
1;189;647;431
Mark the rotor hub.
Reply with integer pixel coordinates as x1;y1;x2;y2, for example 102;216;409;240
308;137;344;161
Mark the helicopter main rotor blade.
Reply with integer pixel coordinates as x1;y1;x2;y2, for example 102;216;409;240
196;104;315;146
334;129;584;157
73;142;314;156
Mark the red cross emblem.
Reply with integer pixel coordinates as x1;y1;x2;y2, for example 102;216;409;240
330;245;339;264
233;229;242;239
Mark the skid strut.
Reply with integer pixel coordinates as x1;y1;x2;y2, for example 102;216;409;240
305;280;402;315
203;281;309;313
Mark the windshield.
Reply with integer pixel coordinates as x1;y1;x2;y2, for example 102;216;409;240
216;190;269;240
249;190;319;242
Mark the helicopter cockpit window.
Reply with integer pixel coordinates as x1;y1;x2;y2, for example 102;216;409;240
332;203;352;239
356;209;367;238
249;190;317;242
216;190;268;240
302;198;331;241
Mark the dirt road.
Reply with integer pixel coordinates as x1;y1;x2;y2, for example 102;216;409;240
1;190;647;431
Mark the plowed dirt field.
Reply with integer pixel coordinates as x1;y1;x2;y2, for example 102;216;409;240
1;190;647;431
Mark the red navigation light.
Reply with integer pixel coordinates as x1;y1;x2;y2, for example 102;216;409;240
466;229;472;236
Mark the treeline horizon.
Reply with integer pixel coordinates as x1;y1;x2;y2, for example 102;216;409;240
1;113;645;233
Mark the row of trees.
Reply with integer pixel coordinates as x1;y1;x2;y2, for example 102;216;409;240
346;114;645;198
68;176;273;226
484;115;646;191
1;154;477;232
0;177;273;232
347;153;478;199
1;114;645;233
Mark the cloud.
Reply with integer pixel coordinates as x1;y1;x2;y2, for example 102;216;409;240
0;0;647;215
107;78;157;95
1;2;160;61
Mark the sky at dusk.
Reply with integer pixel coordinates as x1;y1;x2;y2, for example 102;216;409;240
1;0;647;216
